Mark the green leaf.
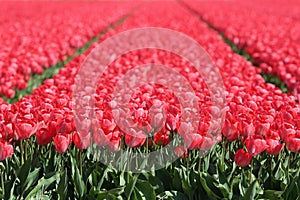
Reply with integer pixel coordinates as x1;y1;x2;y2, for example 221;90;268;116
283;167;300;199
258;165;269;183
6;179;17;200
70;154;86;197
158;191;189;200
244;181;257;200
119;172;126;187
23;167;41;194
156;169;173;190
216;165;231;198
135;179;156;200
172;169;182;191
274;163;285;181
97;167;111;190
133;189;143;200
182;177;193;198
199;172;221;199
108;187;125;196
57;170;68;200
29;194;51;200
124;174;139;199
228;163;237;182
17;157;32;184
25;173;59;200
95;192;107;200
73;163;86;197
91;187;124;200
141;173;164;194
259;190;284;199
0;162;5;171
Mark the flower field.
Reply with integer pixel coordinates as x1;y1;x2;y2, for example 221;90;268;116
0;1;300;199
184;0;300;100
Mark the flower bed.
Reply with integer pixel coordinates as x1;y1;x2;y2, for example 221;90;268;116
0;1;300;199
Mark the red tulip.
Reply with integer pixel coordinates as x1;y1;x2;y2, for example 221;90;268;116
108;139;120;152
199;136;216;151
36;128;55;146
150;111;165;130
101;118;116;134
184;133;202;150
0;140;14;161
153;130;171;146
286;134;300;152
125;129;146;148
2;123;14;141
93;128;109;146
222;119;238;141
245;135;268;156
56;120;72;135
174;146;188;159
165;114;179;132
73;131;91;150
266;137;284;155
234;149;252;167
15;121;38;140
107;130;121;152
53;133;71;153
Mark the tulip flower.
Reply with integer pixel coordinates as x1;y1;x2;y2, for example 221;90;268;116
266;137;284;155
53;133;71;153
0;140;14;161
174;146;188;159
234;149;252;167
286;134;300;152
245;136;268;156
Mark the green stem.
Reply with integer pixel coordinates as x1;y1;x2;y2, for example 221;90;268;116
120;144;124;171
49;143;52;160
20;140;24;165
270;155;274;188
187;151;190;180
24;140;28;161
221;140;225;172
250;160;253;184
287;152;290;184
145;137;149;169
198;155;202;173
0;166;4;197
79;151;83;176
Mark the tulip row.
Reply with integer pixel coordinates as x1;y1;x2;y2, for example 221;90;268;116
1;2;300;168
183;0;300;101
0;1;137;98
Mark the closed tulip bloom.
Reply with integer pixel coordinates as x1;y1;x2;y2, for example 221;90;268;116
234;149;252;167
73;131;91;150
0;140;14;161
36;128;55;146
266;137;284;155
53;133;71;153
286;134;300;152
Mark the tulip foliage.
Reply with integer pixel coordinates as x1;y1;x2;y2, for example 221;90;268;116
1;1;300;199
